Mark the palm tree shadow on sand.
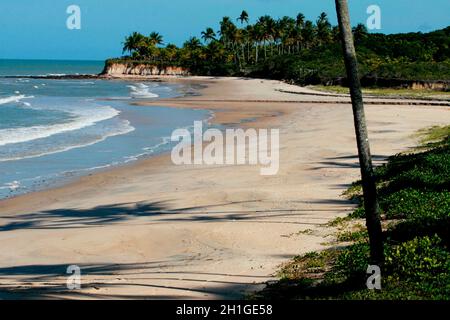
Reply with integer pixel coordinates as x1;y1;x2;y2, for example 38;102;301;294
0;261;271;300
0;201;171;231
0;198;351;232
0;199;354;299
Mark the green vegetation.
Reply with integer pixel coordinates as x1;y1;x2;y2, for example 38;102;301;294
255;126;450;300
112;10;450;85
417;126;450;145
337;230;368;242
311;85;450;99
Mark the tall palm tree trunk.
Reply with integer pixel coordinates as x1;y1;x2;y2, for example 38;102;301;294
263;40;267;59
335;0;384;264
256;44;259;63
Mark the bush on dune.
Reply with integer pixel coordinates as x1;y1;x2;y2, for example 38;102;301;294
259;127;450;300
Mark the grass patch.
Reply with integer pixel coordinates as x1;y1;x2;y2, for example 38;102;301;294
337;230;369;242
297;229;314;235
417;125;450;146
311;85;450;100
341;182;363;200
278;250;340;281
328;216;352;227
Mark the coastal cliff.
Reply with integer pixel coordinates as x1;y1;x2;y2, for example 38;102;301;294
101;62;190;77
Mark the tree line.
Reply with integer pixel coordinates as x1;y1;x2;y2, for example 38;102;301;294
121;11;351;66
114;10;450;82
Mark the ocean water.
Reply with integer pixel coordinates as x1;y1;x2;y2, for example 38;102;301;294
0;59;104;76
0;60;208;199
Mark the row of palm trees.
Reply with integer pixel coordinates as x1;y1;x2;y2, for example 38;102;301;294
121;10;368;68
215;11;337;65
122;31;164;59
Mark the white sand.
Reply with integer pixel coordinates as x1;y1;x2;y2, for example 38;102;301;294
0;77;448;299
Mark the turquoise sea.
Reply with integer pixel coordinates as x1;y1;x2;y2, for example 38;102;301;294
0;60;208;199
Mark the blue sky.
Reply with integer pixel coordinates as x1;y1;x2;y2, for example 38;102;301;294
0;0;449;60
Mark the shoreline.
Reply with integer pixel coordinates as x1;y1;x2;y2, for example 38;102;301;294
0;76;449;299
0;79;209;201
4;72;449;105
0;77;289;210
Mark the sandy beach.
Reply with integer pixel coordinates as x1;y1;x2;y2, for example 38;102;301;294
0;77;448;299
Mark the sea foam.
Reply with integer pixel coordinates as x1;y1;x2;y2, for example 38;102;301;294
0;104;122;146
0;95;33;106
127;83;159;98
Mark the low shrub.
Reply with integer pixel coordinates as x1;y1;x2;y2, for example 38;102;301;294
382;189;450;220
261;127;450;300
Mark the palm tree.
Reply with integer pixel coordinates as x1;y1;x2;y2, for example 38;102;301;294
335;0;384;265
246;24;261;63
316;12;332;44
237;10;249;25
201;27;217;43
240;26;251;63
219;17;242;64
257;15;276;58
233;28;245;67
149;32;164;47
246;25;257;63
205;41;226;62
183;37;202;50
122;32;145;55
164;43;179;62
219;16;234;46
294;13;306;52
237;10;250;63
278;16;296;54
296;13;305;28
266;16;277;56
302;20;316;49
331;25;341;42
353;23;368;43
181;37;204;71
291;26;302;53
